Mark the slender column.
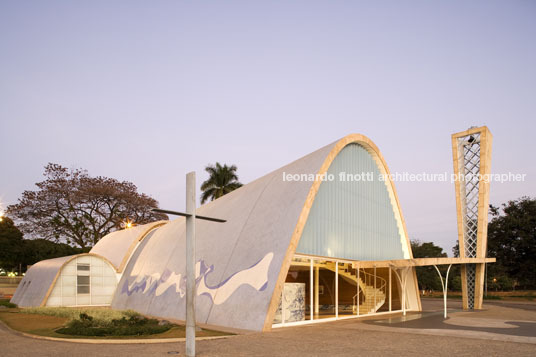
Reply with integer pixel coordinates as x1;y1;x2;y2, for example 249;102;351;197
335;261;339;318
314;266;319;314
402;268;408;316
402;271;406;316
374;265;377;312
433;264;453;318
389;267;392;312
445;265;451;318
356;267;360;316
185;172;196;357
310;259;313;321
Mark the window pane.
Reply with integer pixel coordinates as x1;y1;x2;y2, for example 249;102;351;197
338;262;357;316
77;264;90;271
77;275;90;285
77;285;90;294
282;257;310;323
313;259;336;319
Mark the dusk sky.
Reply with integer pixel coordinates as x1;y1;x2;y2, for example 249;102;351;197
1;1;534;254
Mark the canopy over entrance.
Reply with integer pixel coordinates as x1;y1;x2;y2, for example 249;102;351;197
357;257;495;268
356;257;496;318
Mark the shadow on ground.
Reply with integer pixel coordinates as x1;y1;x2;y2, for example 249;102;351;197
365;305;536;338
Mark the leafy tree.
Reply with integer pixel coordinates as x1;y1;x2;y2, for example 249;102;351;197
451;197;536;291
487;197;536;289
452;242;460;258
7;163;167;249
411;240;448;291
0;216;87;273
23;239;88;267
0;216;25;271
200;162;243;204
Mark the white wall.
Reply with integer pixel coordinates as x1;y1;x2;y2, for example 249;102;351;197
46;255;117;306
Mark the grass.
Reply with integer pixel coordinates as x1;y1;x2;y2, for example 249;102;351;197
0;309;69;338
0;305;230;339
20;306;140;323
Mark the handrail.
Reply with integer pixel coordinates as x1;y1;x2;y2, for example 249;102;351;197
351;268;386;313
295;260;387;314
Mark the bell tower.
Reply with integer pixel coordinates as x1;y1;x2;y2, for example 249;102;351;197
452;126;493;309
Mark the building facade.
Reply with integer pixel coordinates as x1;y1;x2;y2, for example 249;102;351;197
13;134;430;331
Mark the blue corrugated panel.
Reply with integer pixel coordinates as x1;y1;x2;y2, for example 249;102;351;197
296;143;407;261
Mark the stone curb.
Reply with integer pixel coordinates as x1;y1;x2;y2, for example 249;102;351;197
0;317;233;344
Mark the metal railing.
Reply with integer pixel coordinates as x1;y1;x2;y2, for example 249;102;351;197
352;269;387;314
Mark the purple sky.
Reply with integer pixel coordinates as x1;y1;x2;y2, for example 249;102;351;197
1;1;535;254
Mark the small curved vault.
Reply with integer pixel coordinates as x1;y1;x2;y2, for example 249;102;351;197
12;254;118;307
46;255;118;307
11;222;165;307
12;134;420;331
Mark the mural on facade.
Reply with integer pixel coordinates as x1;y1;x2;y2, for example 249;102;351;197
121;252;274;305
273;282;306;323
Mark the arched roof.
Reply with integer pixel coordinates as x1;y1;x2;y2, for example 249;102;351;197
112;134;415;332
11;253;117;307
90;221;168;272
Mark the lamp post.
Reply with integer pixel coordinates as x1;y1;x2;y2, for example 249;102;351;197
152;171;225;357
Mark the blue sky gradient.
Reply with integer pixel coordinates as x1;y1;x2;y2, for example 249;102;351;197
1;1;535;253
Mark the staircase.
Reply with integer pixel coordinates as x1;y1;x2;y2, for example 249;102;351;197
321;262;386;314
356;276;386;314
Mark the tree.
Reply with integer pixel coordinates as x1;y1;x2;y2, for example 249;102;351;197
23;239;87;267
411;240;448;291
0;216;87;273
0;216;25;271
487;197;536;289
200;162;243;204
7;163;167;249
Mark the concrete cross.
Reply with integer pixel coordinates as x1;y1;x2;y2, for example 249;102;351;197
153;171;226;357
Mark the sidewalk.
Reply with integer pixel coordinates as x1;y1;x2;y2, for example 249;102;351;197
1;298;535;356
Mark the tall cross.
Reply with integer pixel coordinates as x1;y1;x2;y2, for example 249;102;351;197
153;171;226;357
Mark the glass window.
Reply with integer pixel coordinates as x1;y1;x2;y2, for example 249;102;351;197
77;264;90;271
77;286;90;294
313;259;336;319
273;257;312;324
338;262;358;316
77;276;89;284
77;273;90;295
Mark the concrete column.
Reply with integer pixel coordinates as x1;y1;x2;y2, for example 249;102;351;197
314;266;319;314
357;267;360;316
186;172;196;357
374;265;377;311
389;267;392;312
310;259;313;320
335;261;338;318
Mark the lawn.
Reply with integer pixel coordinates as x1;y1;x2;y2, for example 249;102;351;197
0;303;230;340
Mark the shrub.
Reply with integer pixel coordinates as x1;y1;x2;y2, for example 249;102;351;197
0;300;17;308
56;314;172;336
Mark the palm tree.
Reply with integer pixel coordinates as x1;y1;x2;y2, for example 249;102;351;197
200;162;243;204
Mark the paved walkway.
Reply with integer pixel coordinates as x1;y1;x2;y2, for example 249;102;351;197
361;299;536;343
1;299;536;356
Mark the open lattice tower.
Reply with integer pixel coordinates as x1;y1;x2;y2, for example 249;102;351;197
452;126;493;310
